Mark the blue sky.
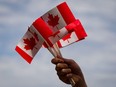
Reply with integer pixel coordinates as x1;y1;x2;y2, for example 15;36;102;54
0;0;116;87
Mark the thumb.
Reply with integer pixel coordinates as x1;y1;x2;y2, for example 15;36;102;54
51;57;64;64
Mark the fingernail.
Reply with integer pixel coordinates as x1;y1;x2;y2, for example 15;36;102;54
62;69;66;72
67;73;72;78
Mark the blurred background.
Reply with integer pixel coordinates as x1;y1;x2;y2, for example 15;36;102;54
0;0;116;87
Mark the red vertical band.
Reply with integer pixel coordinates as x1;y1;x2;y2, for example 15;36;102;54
32;18;53;46
15;46;32;64
57;2;76;25
74;20;87;39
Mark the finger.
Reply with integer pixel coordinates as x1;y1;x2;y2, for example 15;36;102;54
56;63;68;71
66;73;73;78
61;68;72;74
57;68;71;76
51;58;64;64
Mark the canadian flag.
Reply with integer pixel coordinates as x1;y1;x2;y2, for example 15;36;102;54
48;19;87;47
41;2;76;33
15;18;55;63
15;25;45;63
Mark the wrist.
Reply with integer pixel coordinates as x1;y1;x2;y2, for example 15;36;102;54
73;78;87;87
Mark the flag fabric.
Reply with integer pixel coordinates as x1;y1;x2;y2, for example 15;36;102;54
15;2;87;63
49;19;87;47
15;18;56;63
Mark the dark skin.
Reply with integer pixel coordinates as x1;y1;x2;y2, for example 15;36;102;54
51;57;87;87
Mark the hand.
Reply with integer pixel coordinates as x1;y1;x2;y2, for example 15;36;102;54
51;57;87;87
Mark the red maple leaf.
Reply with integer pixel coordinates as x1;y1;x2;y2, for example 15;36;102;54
23;37;36;50
47;13;59;27
62;33;71;43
